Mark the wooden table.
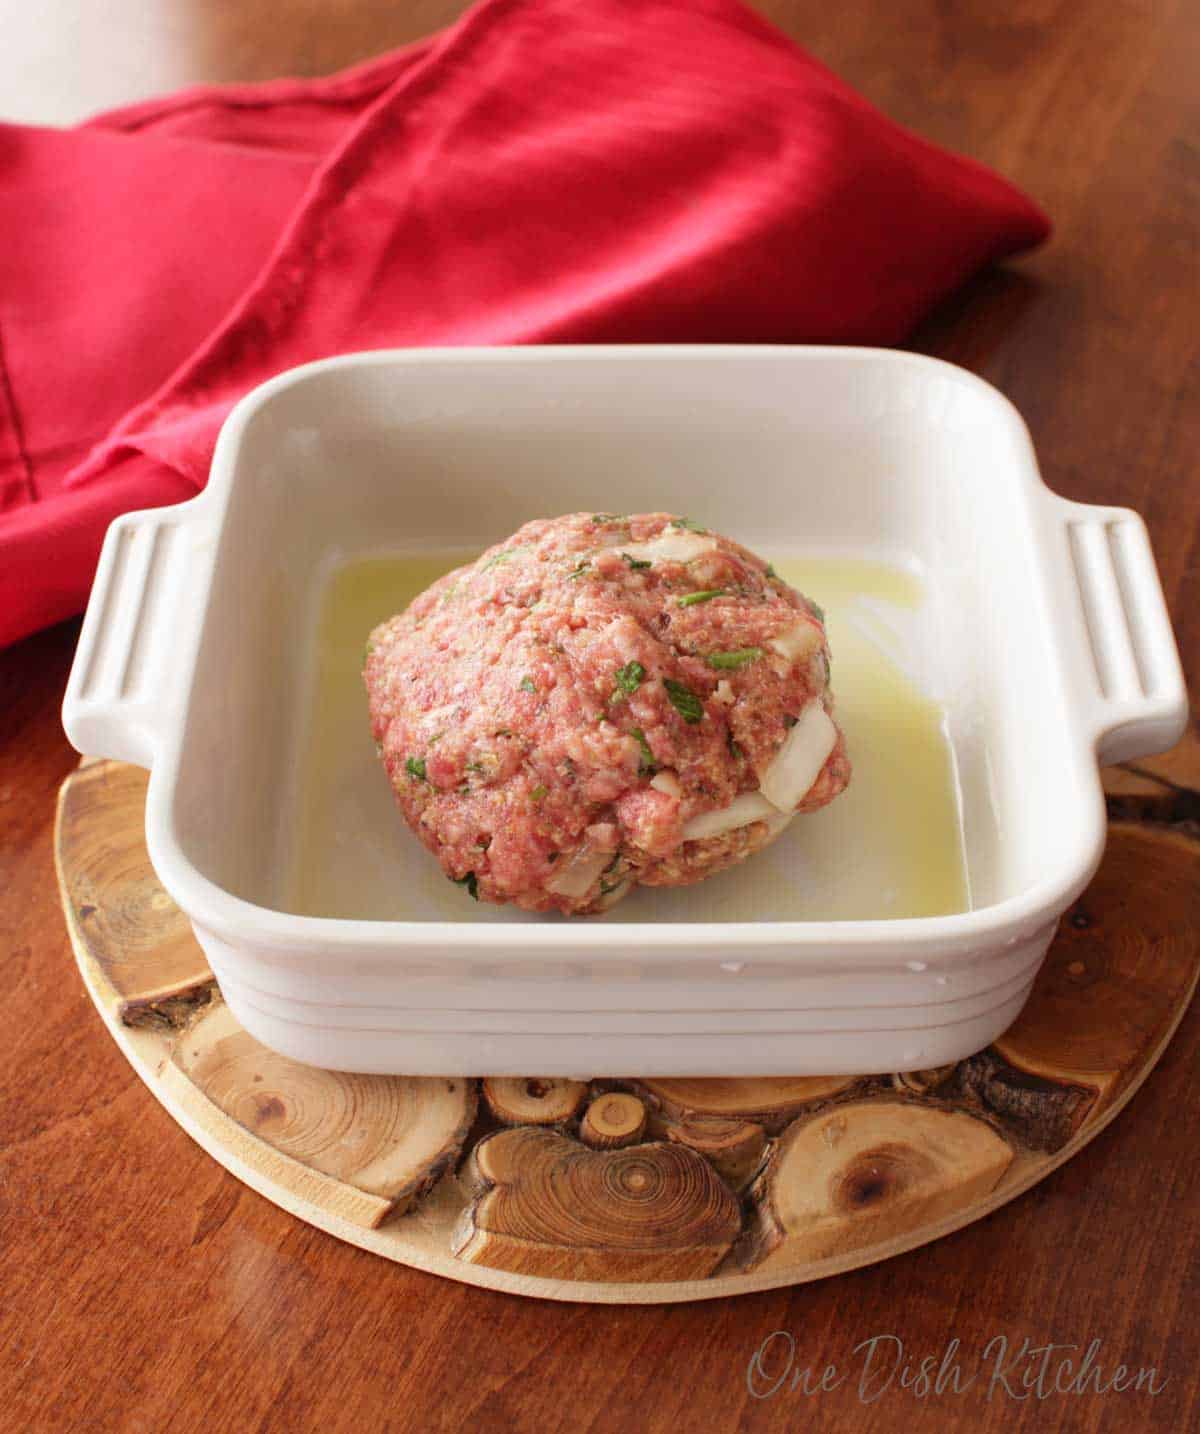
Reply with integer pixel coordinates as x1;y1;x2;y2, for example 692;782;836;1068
1;2;1196;1430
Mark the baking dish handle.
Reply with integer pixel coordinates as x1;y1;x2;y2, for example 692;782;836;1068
62;500;213;769
1051;498;1188;766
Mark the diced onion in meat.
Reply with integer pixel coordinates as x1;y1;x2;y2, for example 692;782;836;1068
650;771;683;798
546;848;613;899
769;622;822;665
759;703;838;812
619;534;717;565
681;792;780;842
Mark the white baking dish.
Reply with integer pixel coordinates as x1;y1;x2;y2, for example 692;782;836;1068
62;347;1186;1076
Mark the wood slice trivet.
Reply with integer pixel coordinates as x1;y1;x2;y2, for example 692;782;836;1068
54;752;1200;1304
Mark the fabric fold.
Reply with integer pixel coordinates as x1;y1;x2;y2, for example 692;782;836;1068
0;0;1049;647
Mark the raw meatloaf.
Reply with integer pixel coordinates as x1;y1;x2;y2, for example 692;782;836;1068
364;513;850;915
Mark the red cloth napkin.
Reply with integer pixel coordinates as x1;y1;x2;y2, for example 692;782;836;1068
0;0;1048;648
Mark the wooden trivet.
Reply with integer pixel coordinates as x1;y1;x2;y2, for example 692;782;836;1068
55;753;1200;1303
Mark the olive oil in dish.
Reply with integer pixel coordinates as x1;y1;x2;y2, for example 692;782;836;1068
288;551;968;922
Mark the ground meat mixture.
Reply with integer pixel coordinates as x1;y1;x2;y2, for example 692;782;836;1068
364;513;850;914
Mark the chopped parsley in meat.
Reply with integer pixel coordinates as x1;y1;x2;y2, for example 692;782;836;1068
663;678;704;723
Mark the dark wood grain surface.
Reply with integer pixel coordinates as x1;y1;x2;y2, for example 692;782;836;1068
1;2;1196;1430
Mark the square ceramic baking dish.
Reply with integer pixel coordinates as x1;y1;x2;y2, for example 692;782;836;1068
62;347;1186;1076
